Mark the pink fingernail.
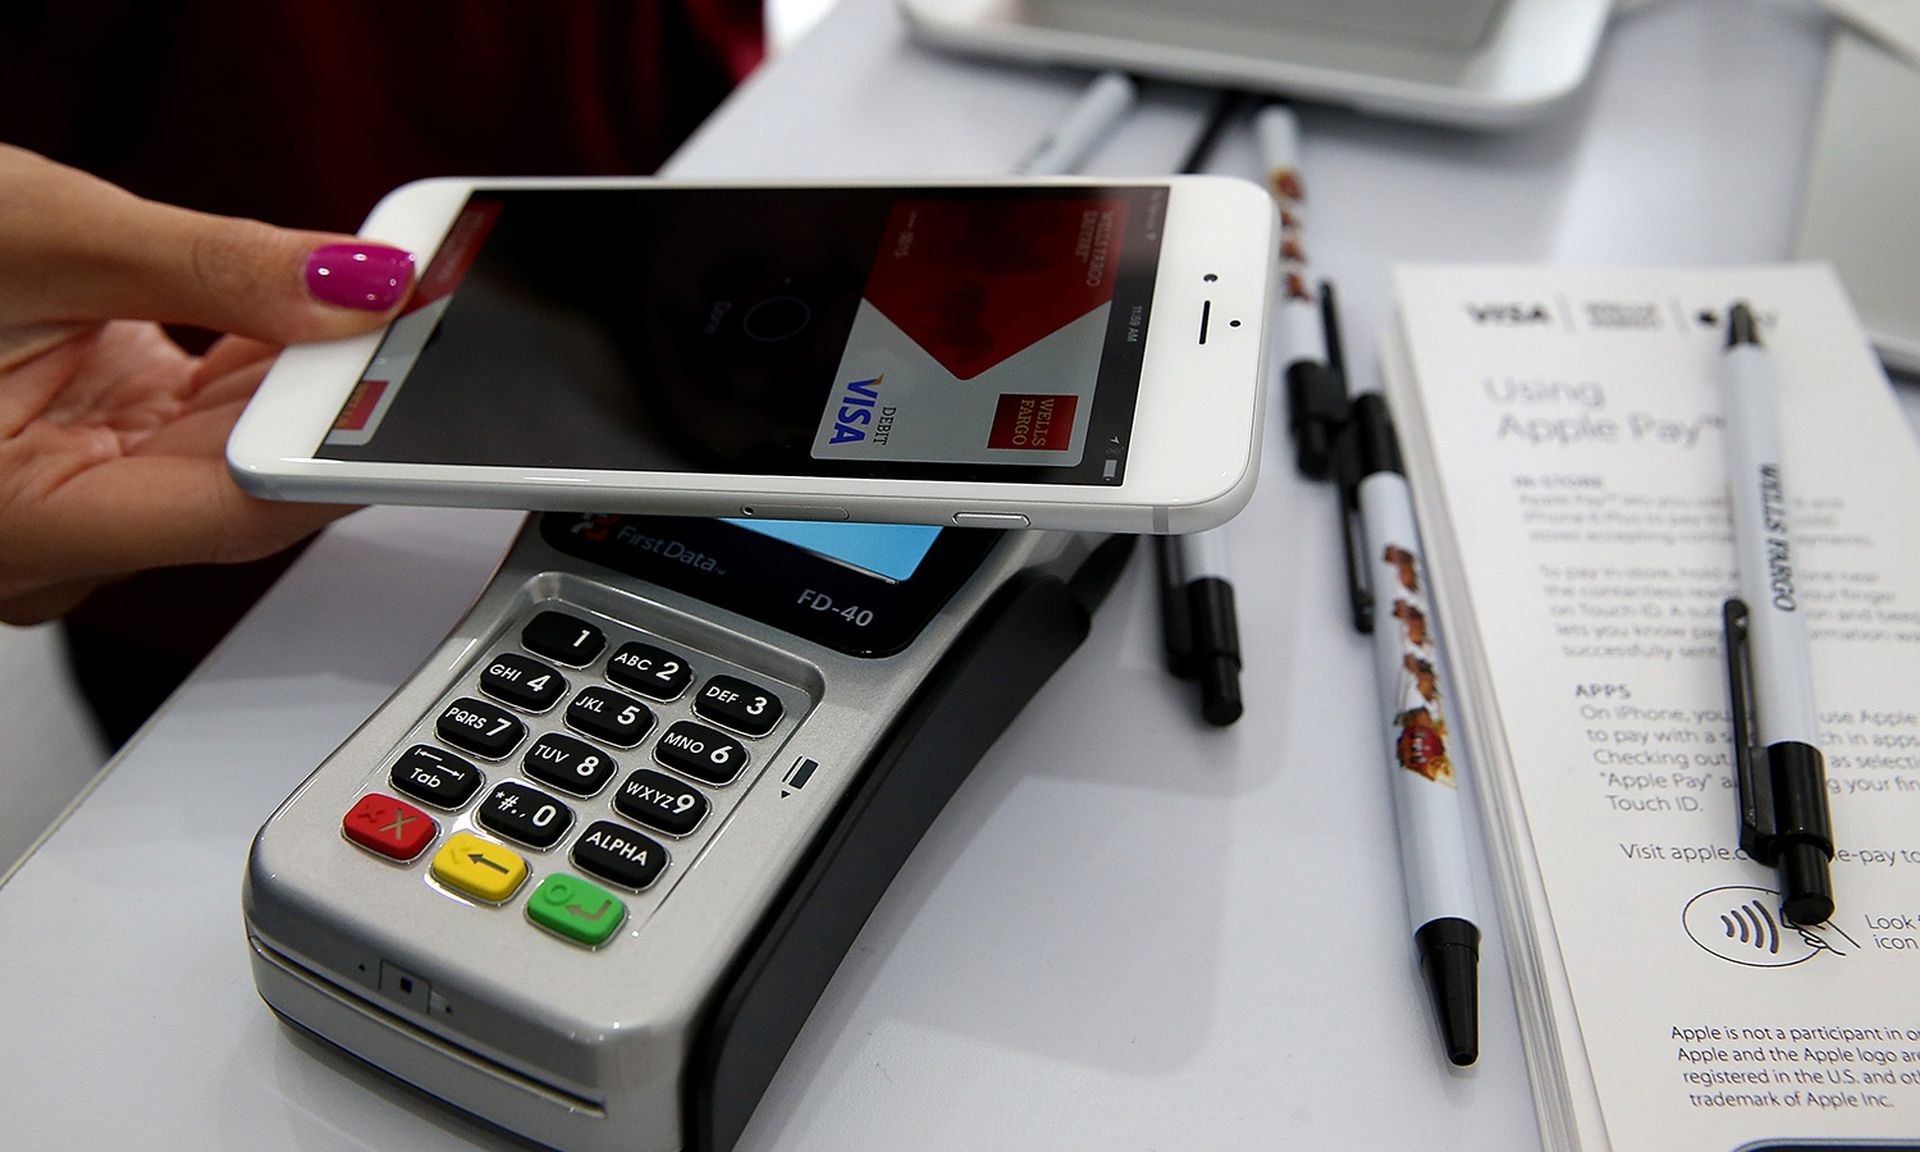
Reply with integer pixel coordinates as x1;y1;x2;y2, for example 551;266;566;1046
305;243;415;311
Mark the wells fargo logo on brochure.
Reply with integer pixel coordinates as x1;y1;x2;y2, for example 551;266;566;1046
812;197;1125;466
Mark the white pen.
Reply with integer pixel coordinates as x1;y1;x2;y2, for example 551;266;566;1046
1015;70;1137;176
1344;377;1481;1066
1254;103;1343;480
1719;301;1835;926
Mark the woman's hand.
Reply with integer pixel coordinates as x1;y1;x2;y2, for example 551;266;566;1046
0;144;414;623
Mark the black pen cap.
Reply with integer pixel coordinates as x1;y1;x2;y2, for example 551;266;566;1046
1416;917;1480;1067
1727;301;1760;348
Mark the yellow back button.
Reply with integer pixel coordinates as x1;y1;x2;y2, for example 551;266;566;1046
432;831;528;903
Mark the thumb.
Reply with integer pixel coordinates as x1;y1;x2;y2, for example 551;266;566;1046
0;145;416;345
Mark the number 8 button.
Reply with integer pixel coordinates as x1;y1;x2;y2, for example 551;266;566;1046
523;733;617;796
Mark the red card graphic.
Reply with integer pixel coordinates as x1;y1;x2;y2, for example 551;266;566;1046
862;198;1127;381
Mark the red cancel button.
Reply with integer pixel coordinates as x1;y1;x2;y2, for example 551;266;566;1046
988;393;1077;451
343;793;436;861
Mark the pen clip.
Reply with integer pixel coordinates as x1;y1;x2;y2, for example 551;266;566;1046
1320;281;1372;633
1335;423;1373;634
1723;598;1775;860
1156;535;1197;678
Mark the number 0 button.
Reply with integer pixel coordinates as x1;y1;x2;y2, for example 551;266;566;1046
477;781;574;849
693;675;783;736
567;686;654;747
436;697;526;759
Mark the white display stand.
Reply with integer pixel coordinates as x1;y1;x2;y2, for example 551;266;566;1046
900;0;1612;127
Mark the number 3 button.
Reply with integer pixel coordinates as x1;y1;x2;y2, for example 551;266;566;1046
693;674;783;737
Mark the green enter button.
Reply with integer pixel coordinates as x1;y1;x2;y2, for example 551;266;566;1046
527;873;626;947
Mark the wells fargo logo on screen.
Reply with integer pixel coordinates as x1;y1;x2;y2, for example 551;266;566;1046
987;393;1078;451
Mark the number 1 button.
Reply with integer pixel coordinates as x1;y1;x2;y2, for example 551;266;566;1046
521;610;606;666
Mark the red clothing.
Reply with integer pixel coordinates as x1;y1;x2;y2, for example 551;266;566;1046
2;1;764;746
2;1;764;228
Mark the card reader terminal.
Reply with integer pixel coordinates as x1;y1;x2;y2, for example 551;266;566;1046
245;511;1133;1152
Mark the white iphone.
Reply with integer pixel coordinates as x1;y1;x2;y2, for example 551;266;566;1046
228;176;1276;533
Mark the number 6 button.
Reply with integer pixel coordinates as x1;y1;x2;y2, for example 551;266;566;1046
654;720;748;785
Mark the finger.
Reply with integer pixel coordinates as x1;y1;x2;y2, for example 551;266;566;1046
0;580;97;627
184;357;274;413
20;454;355;578
192;334;280;388
0;145;415;345
128;397;248;459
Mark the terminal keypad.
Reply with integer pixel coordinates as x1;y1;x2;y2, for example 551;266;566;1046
339;600;804;949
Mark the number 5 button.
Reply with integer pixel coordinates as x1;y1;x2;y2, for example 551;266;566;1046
566;686;654;747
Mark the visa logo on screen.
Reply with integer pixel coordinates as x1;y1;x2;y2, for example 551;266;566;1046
828;375;885;444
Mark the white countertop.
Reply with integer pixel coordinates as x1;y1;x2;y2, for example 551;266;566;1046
3;1;1901;1149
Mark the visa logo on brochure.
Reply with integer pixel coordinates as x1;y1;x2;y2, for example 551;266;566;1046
1464;301;1552;325
827;375;896;445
